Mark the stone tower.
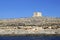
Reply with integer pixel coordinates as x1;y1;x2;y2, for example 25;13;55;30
33;12;42;17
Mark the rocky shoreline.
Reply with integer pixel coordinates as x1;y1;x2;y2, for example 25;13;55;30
0;27;60;36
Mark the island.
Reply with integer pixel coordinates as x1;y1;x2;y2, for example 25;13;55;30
0;12;60;36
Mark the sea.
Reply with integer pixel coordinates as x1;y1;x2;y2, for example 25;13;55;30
0;36;60;40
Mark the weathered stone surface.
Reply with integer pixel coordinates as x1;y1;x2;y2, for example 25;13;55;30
0;16;60;35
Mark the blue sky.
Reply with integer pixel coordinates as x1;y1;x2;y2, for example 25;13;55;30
0;0;60;18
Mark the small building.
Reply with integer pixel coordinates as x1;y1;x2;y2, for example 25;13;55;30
33;12;42;17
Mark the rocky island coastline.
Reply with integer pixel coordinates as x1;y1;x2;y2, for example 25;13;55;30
0;12;60;36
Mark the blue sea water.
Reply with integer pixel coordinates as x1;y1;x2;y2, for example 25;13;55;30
0;36;60;40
